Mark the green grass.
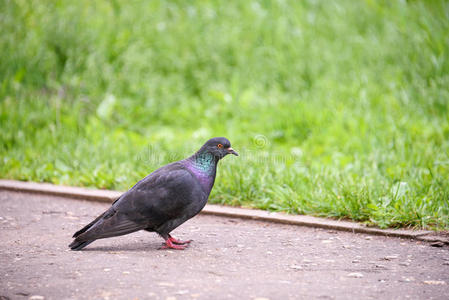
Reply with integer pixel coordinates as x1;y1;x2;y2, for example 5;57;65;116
1;0;448;229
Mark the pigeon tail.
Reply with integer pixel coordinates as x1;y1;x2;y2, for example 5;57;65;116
69;208;114;250
69;239;94;251
69;206;145;250
72;210;109;238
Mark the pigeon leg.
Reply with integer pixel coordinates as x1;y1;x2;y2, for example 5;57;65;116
160;238;189;250
168;234;192;245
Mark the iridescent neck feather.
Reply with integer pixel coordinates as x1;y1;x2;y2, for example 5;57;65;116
192;152;216;174
183;151;218;194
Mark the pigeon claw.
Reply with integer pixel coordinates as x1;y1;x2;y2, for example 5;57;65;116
160;239;190;250
168;235;192;245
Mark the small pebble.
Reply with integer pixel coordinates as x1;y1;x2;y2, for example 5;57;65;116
423;280;446;285
382;255;399;261
157;282;175;287
347;272;364;278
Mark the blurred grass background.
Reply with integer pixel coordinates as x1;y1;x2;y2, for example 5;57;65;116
1;0;448;229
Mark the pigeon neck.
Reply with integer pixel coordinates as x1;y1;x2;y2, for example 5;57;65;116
190;151;218;175
184;151;218;195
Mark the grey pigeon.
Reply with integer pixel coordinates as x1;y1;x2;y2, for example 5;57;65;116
69;137;238;250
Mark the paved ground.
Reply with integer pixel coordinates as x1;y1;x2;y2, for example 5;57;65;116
1;191;448;300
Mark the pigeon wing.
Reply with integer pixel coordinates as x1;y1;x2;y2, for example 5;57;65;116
113;162;208;227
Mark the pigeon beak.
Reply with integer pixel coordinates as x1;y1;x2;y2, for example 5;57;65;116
227;147;239;156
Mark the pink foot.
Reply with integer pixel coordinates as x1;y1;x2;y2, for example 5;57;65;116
160;239;189;250
168;236;192;245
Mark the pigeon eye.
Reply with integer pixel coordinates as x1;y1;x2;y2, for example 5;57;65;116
217;144;223;149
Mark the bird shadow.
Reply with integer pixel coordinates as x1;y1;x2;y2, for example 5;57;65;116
81;241;164;252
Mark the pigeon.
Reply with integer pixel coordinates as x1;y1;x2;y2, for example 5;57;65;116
69;137;238;250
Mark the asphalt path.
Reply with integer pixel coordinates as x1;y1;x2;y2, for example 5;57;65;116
1;191;448;300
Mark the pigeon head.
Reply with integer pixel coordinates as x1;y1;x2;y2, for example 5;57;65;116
197;137;239;160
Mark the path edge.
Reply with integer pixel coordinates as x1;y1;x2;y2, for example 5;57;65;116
0;179;443;243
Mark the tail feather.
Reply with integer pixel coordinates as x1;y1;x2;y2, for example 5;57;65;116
69;207;144;251
69;239;94;251
73;209;112;238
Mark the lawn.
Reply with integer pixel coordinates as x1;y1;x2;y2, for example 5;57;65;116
1;0;448;229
